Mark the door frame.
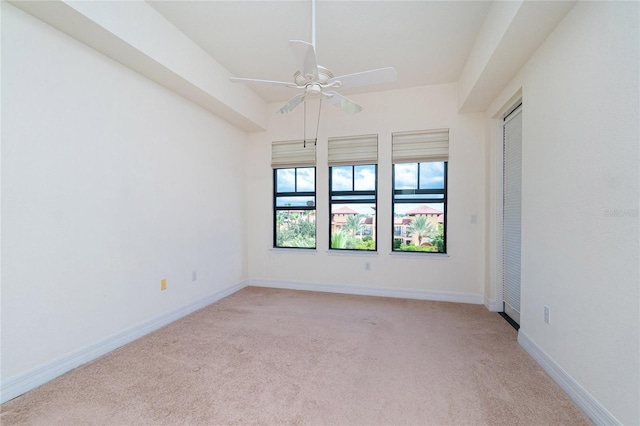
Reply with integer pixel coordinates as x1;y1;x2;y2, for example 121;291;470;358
490;93;522;317
501;102;522;324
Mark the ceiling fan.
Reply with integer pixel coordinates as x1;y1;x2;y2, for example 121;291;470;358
229;0;397;115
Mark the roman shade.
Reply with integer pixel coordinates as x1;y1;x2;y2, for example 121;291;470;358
328;134;378;166
271;140;316;168
392;129;449;163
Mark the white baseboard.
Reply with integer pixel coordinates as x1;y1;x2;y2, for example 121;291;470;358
518;331;620;426
0;281;248;404
484;296;499;312
248;278;483;305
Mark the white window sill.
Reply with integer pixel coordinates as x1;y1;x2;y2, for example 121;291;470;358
388;251;449;259
325;250;379;257
269;248;318;254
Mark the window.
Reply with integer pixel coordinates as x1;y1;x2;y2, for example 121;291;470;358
274;167;316;248
272;140;316;249
328;135;378;251
392;130;449;253
330;165;377;250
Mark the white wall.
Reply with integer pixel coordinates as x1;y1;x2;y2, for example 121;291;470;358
3;1;636;422
1;4;247;382
487;2;639;423
247;83;486;300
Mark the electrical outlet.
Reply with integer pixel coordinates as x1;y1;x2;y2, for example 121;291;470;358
544;305;550;324
161;278;167;291
364;262;371;271
192;271;197;282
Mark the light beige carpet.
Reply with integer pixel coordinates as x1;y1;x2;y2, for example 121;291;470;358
1;287;590;425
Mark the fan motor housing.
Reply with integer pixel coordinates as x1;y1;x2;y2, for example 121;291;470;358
294;66;333;86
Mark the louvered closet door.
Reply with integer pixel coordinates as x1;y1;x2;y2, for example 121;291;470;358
503;105;522;325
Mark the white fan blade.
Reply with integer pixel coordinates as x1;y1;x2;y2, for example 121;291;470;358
324;91;363;114
289;40;319;81
229;77;298;88
329;67;397;89
277;93;306;114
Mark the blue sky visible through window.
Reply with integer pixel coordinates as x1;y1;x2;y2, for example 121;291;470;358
331;165;376;215
393;162;445;216
276;168;314;193
276;164;444;214
296;168;315;192
331;165;376;192
394;162;444;190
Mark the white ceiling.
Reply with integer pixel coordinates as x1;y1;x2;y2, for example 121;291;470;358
148;1;492;103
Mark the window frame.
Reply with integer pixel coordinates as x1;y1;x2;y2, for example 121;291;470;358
273;166;317;249
392;161;447;254
329;164;378;251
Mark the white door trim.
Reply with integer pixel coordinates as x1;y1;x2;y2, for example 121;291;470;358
492;97;523;316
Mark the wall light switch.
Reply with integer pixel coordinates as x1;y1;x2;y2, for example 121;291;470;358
161;278;167;291
470;214;478;224
544;305;550;324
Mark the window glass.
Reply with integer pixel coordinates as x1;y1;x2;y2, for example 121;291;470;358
275;196;316;207
275;210;316;248
394;163;418;189
354;165;376;191
296;167;315;192
419;162;445;189
331;166;353;191
393;162;446;253
330;165;377;251
330;195;377;202
394;194;444;201
276;169;295;193
274;167;316;249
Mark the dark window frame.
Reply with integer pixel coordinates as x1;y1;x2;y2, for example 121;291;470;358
329;164;378;252
273;167;317;249
392;161;447;253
